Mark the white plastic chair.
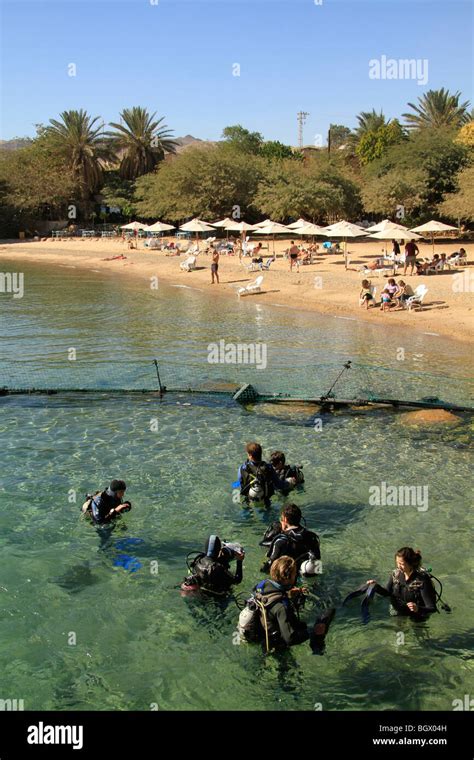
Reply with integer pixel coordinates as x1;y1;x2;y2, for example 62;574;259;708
180;255;197;272
237;275;264;297
405;284;428;311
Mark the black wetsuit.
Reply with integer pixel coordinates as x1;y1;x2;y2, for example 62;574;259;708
386;569;437;619
257;580;308;647
266;526;320;569
190;555;243;594
91;490;123;525
272;464;304;488
239;460;289;505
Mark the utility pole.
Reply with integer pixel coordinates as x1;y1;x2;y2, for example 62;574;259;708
297;111;309;148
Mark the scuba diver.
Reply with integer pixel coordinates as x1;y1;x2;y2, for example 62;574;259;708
82;479;132;525
270;451;305;492
182;535;244;596
238;556;335;653
259;503;321;576
238;442;296;506
344;546;444;622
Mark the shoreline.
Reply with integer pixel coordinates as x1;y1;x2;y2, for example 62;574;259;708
0;238;472;345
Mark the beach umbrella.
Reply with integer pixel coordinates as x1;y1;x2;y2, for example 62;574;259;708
143;221;175;233
253;221;292;254
367;219;410;234
287;218;308;229
322;221;367;269
254;219;274;228
410;220;458;255
180;217;216;244
370;229;422;274
293;222;327;235
223;220;260;232
121;221;147;230
211;217;234;227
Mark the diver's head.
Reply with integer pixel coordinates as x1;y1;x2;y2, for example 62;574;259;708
205;535;222;560
271;556;297;588
270;451;286;469
281;503;301;530
395;547;422;575
246;442;262;463
109;479;127;499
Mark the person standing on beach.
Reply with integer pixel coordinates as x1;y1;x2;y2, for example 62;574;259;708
211;249;220;284
404;239;419;275
289;241;300;271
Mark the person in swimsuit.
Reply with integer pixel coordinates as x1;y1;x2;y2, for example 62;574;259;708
211;249;220;284
289;241;300;271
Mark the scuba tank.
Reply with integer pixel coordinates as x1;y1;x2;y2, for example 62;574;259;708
299;551;319;577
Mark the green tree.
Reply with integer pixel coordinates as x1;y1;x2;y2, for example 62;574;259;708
108;106;177;180
260;140;300;161
403;88;471;129
356;120;406;165
0;140;76;235
353;110;387;140
328;124;352;149
100;171;137;219
43;110;108;207
440;165;474;222
134;144;263;221
221;125;264;154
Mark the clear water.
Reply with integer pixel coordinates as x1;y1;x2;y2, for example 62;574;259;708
0;259;472;711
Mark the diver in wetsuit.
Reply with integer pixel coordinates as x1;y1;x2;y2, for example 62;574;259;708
183;535;244;595
270;451;305;492
367;546;437;620
238;442;296;506
260;503;320;574
82;479;132;525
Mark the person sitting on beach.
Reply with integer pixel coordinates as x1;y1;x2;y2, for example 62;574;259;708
359;279;375;309
238;442;295;507
270;451;304;491
448;247;466;260
82;479;132;525
404;239;419;275
386;278;398;297
393;280;414;308
380;288;393;312
417;254;440;275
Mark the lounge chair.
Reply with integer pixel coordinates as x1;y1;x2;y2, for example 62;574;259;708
445;253;466;269
427;260;445;274
262;256;275;270
180;255;197;272
359;285;377;307
405;284;428;311
237;275;264;297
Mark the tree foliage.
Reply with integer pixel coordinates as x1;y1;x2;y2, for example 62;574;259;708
403;88;471;129
108;106;177;180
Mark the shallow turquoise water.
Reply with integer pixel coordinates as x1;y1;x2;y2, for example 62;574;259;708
0;260;472;711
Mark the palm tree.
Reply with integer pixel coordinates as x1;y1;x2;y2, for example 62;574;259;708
108;107;177;180
353;110;388;140
44;110;108;201
403;88;471;129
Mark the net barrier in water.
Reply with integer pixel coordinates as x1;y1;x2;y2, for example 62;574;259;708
0;359;473;413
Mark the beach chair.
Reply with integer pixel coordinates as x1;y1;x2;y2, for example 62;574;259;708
359;285;377;307
237;275;264;297
180;255;197;272
262;256;275;270
405;284;428;311
445;253;466;269
427;260;444;274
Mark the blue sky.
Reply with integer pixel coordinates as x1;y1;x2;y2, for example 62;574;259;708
1;0;472;144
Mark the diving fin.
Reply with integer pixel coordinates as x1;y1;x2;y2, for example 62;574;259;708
342;582;370;606
310;607;336;655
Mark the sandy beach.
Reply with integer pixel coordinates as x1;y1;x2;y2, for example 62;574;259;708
1;237;472;344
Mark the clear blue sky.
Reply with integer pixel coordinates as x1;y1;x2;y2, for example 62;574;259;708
1;0;472;144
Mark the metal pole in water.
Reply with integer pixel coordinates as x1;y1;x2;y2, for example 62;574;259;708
320;360;352;402
153;360;164;396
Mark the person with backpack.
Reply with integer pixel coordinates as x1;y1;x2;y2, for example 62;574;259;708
366;546;438;620
238;442;295;506
81;479;132;525
259;503;320;575
181;535;244;596
270;451;304;492
238;556;335;653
